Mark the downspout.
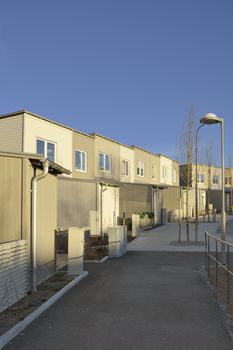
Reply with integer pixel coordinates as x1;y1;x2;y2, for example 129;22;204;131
31;160;49;292
100;183;108;238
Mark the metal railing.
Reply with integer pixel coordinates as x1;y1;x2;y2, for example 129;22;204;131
205;232;233;304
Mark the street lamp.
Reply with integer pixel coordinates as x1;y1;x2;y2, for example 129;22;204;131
195;124;205;241
200;113;225;262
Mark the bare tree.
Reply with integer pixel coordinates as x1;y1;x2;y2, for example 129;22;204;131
205;142;214;222
228;154;233;213
179;107;195;242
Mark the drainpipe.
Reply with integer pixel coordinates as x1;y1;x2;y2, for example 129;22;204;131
31;160;49;292
100;183;108;238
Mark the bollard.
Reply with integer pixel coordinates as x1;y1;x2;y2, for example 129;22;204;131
108;226;127;257
68;227;85;275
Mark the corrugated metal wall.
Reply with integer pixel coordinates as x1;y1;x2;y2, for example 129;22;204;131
58;179;97;231
0;115;23;152
0;240;28;312
0;156;22;243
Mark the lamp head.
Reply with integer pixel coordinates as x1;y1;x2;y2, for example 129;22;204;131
200;113;221;125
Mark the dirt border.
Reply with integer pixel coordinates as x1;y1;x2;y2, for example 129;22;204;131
0;271;88;350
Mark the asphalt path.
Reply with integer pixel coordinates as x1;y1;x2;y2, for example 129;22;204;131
4;251;233;350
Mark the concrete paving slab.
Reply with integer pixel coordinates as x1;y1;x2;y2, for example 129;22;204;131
4;252;233;350
128;217;233;252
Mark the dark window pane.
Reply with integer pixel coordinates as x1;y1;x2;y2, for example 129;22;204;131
99;153;104;170
105;155;110;171
76;151;81;170
36;139;45;157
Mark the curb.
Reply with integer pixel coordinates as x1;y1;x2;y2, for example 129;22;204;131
127;237;139;247
84;256;108;263
0;271;88;349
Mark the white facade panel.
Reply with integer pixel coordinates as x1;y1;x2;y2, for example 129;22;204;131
23;114;72;174
99;185;119;234
120;145;135;183
160;156;173;185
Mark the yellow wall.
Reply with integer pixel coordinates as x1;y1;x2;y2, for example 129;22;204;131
93;135;120;181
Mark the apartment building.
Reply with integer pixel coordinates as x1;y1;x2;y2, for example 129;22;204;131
180;163;222;190
179;162;233;215
0;110;73;172
0;110;180;232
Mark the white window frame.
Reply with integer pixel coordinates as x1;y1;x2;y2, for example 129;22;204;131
36;138;56;162
99;152;111;173
197;173;204;184
212;175;219;185
137;161;144;177
122;159;130;177
75;149;87;173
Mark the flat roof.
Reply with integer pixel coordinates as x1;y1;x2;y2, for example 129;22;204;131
0;109;177;162
131;145;160;157
90;133;134;150
0;110;94;140
156;153;179;164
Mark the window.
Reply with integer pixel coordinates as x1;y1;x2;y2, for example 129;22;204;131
122;159;129;176
197;173;204;183
137;161;144;177
162;165;168;179
225;176;232;185
36;139;56;162
75;150;87;172
213;175;219;184
99;153;111;172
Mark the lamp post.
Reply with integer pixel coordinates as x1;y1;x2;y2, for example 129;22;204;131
200;113;225;262
195;124;205;241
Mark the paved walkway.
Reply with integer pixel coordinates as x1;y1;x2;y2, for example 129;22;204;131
128;217;233;252
4;251;233;349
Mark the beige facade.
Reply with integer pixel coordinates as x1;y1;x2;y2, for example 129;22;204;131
0;113;23;152
92;133;120;182
158;155;179;186
133;147;152;184
150;154;160;184
23;112;73;174
225;168;233;188
72;130;94;180
0;152;70;285
0;110;180;188
0;110;182;236
120;145;135;183
180;163;222;190
0;155;25;243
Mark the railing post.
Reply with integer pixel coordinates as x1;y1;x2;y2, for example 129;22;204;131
227;245;230;304
215;239;218;287
205;232;207;272
207;235;210;277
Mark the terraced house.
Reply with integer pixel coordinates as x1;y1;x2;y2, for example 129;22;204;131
179;162;233;216
0;110;180;236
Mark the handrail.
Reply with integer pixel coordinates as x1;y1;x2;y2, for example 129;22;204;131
205;231;233;304
205;232;233;249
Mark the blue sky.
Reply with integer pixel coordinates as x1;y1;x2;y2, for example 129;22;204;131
1;0;233;164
